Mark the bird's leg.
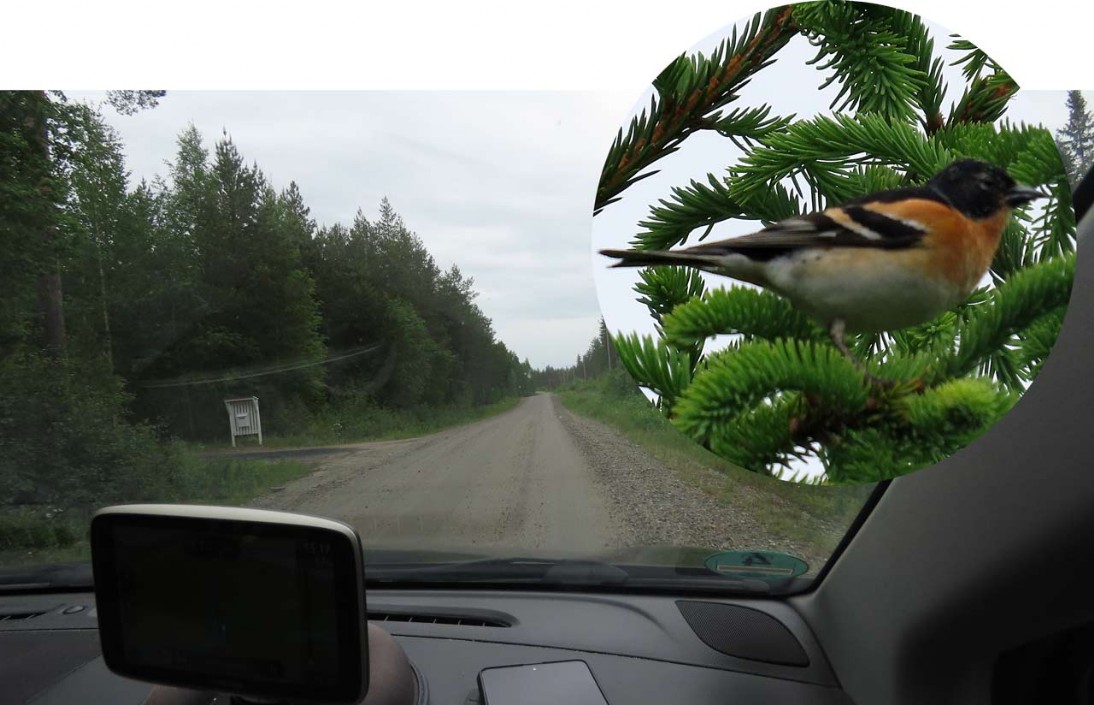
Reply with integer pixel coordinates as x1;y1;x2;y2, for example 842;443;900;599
827;319;865;369
828;319;896;388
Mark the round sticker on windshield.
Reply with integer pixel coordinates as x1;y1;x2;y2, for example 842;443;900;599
705;551;808;580
591;2;1078;485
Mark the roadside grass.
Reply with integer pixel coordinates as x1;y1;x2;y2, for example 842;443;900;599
0;457;312;568
171;457;314;506
190;396;523;451
557;374;873;560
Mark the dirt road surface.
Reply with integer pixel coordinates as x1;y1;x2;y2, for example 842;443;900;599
249;393;845;569
251;394;623;554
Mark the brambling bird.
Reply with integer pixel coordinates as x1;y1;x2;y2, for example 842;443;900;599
601;159;1045;381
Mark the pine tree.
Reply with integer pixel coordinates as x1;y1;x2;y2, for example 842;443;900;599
63;103;130;370
1055;90;1094;187
0;92;55;353
597;2;1076;484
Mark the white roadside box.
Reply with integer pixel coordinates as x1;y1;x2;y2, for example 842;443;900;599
224;396;262;447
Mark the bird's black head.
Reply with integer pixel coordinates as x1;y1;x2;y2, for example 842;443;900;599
927;158;1045;219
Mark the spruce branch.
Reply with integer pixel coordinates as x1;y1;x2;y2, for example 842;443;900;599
900;378;1015;431
632;174;746;251
934;121;1034;170
612;333;694;409
794;1;929;122
821;378;1015;482
672;339;870;442
948;72;1018;126
727;113;950;201
947;37;1002;82
706;396;801;472
710;105;796;149
661;287;824;349
594;7;798;215
1013;308;1067;381
992;218;1042;285
634;266;706;324
736;180;806;224
931;253;1075;384
893;12;947;133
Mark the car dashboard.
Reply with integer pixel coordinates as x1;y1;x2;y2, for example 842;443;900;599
2;585;853;704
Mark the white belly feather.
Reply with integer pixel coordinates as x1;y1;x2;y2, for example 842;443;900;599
756;248;965;333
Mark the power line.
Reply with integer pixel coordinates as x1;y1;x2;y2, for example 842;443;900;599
138;344;383;389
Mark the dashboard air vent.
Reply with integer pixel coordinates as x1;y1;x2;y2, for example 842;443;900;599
369;610;510;627
0;610;47;622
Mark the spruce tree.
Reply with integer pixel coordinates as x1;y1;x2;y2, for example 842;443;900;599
1055;90;1094;187
597;2;1076;484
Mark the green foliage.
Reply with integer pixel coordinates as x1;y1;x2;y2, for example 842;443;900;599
823;378;1016;483
634;266;706;323
531;318;621;390
794;2;932;122
276;395;522;448
306;201;529;411
598;3;1076;483
672;339;869;446
632;174;746;251
384;298;455;409
105;90;166;116
596;6;798;214
944;38;1018;126
0;353;180;512
0;92;64;353
613;333;694;409
0;510;79;551
729;113;950;202
663;287;824;348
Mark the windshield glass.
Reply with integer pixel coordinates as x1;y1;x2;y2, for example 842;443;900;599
0;88;877;596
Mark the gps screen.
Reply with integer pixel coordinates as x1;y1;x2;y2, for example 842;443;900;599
113;524;339;685
92;508;365;703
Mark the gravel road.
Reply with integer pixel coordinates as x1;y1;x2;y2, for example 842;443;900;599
250;393;836;568
251;394;621;554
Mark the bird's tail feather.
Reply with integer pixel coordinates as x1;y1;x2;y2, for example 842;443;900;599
600;248;726;270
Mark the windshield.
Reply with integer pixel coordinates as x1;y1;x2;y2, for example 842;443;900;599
0;88;878;597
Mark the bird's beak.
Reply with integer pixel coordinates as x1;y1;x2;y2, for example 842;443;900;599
1005;184;1047;207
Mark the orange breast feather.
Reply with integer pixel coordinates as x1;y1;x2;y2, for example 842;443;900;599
862;198;1003;294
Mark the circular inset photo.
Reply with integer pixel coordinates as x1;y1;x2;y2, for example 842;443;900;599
592;2;1078;485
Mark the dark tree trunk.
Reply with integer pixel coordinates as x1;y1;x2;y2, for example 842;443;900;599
37;266;65;355
29;91;65;357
